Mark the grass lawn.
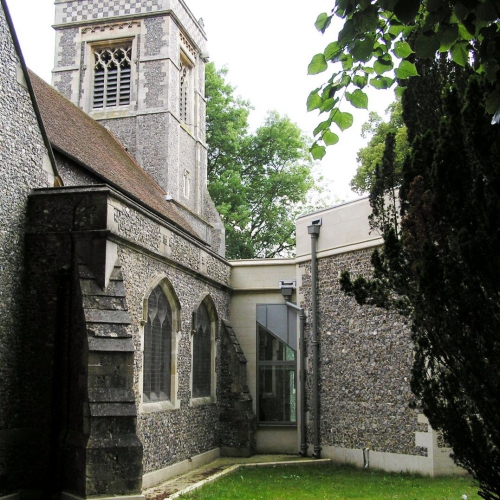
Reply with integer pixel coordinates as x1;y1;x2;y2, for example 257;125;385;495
181;463;479;499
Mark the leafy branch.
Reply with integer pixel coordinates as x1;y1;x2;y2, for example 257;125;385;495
308;0;500;159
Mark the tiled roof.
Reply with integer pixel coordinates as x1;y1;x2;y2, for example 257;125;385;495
29;70;202;242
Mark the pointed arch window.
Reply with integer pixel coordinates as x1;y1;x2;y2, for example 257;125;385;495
191;296;217;404
143;285;172;403
93;44;132;109
192;302;211;398
179;53;193;125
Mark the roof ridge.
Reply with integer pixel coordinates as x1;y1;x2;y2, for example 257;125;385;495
28;69;205;244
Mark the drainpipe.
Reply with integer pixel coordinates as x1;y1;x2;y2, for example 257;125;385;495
308;218;322;459
279;281;307;456
295;305;307;457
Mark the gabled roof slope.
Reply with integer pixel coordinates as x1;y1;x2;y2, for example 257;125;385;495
29;70;201;242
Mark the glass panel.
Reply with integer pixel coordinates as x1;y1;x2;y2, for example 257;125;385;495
266;305;288;345
258;365;297;423
258;326;296;362
192;302;211;398
257;304;297;349
143;285;172;402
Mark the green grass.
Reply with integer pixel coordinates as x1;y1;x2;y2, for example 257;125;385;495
181;463;479;500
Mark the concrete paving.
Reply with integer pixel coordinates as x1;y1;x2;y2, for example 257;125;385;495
143;455;331;499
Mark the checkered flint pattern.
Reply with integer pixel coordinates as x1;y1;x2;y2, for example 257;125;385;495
61;0;162;23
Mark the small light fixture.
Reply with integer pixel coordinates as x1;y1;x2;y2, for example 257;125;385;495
279;279;296;302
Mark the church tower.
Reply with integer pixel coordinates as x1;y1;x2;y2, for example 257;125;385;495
52;0;224;254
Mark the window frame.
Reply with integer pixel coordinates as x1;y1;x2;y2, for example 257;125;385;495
190;294;218;406
139;277;181;414
256;304;298;426
179;50;194;127
84;36;136;117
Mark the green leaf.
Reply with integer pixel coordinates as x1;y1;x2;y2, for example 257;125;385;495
394;60;419;79
307;91;323;111
351;37;375;62
378;0;397;10
370;75;395;89
485;61;500;83
403;25;415;37
313;119;332;137
346;89;369;109
414;32;440;58
393;41;413;58
394;0;421;24
315;13;332;33
308;54;328;75
395;85;407;98
325;83;339;99
485;89;500;115
331;110;354;131
325;41;342;61
320;97;338;112
453;2;469;21
478;2;496;21
437;23;459;51
353;74;369;88
388;22;405;38
374;57;394;75
427;0;444;12
353;5;379;33
423;11;447;31
450;40;470;66
340;74;352;87
311;143;327;160
339;19;357;45
322;130;340;146
341;53;354;70
458;22;475;41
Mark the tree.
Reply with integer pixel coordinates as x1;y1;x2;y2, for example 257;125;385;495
205;63;319;259
307;0;500;159
352;99;407;194
340;57;500;500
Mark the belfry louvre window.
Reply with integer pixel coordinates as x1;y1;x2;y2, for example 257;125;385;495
179;58;191;123
143;285;172;402
93;45;131;109
192;302;211;398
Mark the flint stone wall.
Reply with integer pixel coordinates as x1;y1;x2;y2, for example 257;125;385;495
119;247;230;473
0;4;52;494
300;248;424;457
55;151;102;186
26;185;231;476
54;0;207;52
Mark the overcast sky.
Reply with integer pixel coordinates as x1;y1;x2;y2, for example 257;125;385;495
7;0;396;201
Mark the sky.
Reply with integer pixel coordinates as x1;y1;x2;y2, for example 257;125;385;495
7;0;396;201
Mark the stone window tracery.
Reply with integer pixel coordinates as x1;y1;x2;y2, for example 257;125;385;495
143;285;172;402
93;44;131;109
192;301;212;398
179;54;192;124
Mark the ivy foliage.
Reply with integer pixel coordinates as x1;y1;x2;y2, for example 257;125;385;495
341;58;500;500
308;0;500;159
206;63;318;259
